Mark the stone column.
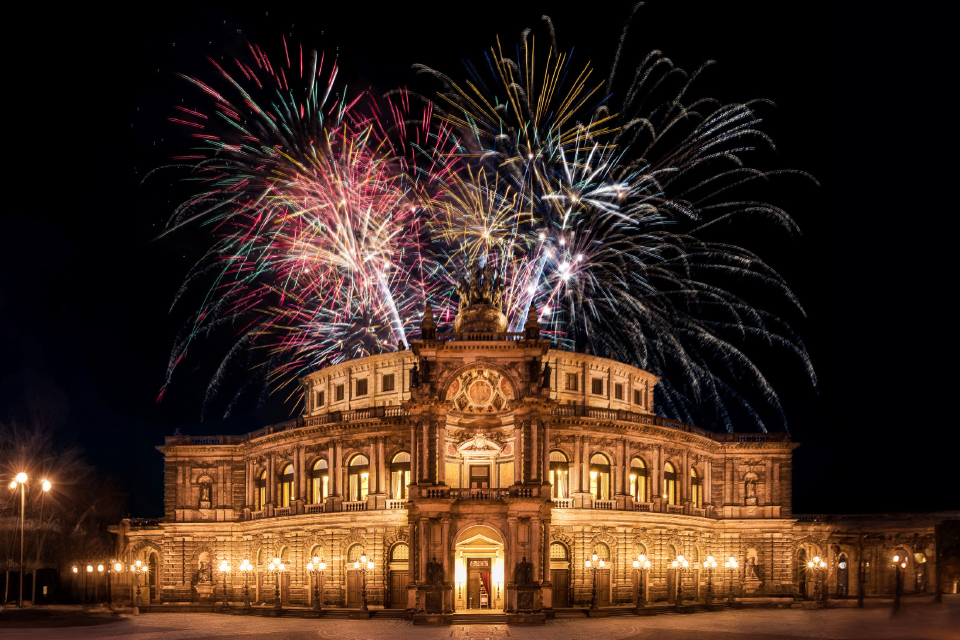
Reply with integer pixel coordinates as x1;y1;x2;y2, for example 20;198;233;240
328;443;337;496
765;459;774;505
542;420;550;483
418;518;429;582
377;436;386;494
573;437;582;493
582;438;591;494
441;517;452;612
410;422;419;485
245;459;252;507
437;424;446;486
530;419;539;482
267;455;276;505
613;439;624;496
506;517;518;612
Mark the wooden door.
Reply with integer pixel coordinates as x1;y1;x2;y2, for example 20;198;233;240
551;569;569;607
281;572;291;604
346;571;361;607
467;571;480;609
389;571;408;609
597;570;610;606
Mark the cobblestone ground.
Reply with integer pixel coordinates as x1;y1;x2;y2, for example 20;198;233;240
2;599;958;640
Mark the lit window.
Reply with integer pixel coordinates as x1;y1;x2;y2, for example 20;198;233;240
278;464;294;507
590;453;611;500
549;451;569;499
310;459;328;504
348;455;369;502
550;543;568;560
390;452;410;499
691;467;702;508
256;470;267;510
630;457;647;502
663;462;678;505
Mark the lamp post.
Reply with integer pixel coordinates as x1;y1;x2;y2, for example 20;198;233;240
585;553;605;609
704;555;718;605
97;564;105;604
86;564;93;604
353;555;373;611
724;557;738;605
267;558;285;609
671;555;689;607
109;561;123;609
10;473;51;608
633;555;651;609
132;560;147;614
892;554;907;616
307;557;326;611
239;560;252;608
808;556;825;606
218;560;231;607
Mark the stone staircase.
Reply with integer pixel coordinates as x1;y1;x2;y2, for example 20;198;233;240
452;612;508;624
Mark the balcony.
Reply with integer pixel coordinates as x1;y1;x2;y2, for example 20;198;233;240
552;498;574;508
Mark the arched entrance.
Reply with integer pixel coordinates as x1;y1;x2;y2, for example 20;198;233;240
454;525;505;611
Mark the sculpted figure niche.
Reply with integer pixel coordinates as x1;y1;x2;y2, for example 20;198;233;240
454;258;508;334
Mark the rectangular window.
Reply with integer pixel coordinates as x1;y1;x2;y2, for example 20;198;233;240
591;378;603;395
335;384;345;402
382;373;395;392
633;389;641;405
614;383;623;400
356;379;368;396
565;373;578;391
470;465;490;489
316;390;325;407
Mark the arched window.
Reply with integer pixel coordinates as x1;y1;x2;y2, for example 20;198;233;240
550;451;569;499
690;467;702;508
663;462;678;505
550;542;569;561
310;459;328;504
278;464;294;507
391;543;409;561
390;452;410;500
348;455;370;502
592;543;610;561
256;470;267;510
630;457;647;503
347;544;365;564
589;453;611;500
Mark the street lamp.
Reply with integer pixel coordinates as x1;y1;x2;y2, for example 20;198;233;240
218;560;231;607
353;555;373;611
892;554;907;616
267;558;285;609
307;556;326;611
239;560;252;608
808;556;825;605
108;562;122;609
704;555;718;604
97;564;105;604
632;554;651;609
132;560;147;614
671;555;689;607
724;557;739;605
10;473;50;608
86;564;93;604
585;554;605;610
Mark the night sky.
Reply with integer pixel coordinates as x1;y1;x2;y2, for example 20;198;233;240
2;2;951;519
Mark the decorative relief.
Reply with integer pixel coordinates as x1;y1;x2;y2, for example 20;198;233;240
446;367;515;414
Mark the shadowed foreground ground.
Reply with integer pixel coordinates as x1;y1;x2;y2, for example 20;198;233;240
1;598;958;640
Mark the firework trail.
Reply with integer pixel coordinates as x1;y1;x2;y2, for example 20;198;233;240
158;11;815;432
412;13;817;431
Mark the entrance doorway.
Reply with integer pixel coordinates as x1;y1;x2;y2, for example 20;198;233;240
454;525;504;611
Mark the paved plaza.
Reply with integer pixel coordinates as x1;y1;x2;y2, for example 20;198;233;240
2;599;959;640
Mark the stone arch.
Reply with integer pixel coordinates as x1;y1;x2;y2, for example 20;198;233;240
384;526;409;550
340;528;368;556
632;533;652;559
589;530;618;564
123;539;163;563
551;527;574;549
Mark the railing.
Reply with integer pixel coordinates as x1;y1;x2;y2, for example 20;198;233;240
666;504;684;514
434;331;527;342
692;507;706;518
423;488;449;499
634;502;653;512
251;510;266;520
342;501;367;512
305;504;325;514
552;498;574;508
449;489;511;501
385;499;407;509
592;499;617;510
274;506;292;517
126;518;163;528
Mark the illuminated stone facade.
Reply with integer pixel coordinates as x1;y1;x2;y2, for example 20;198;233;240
111;295;941;610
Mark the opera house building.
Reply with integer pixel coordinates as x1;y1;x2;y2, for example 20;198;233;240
110;278;943;616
